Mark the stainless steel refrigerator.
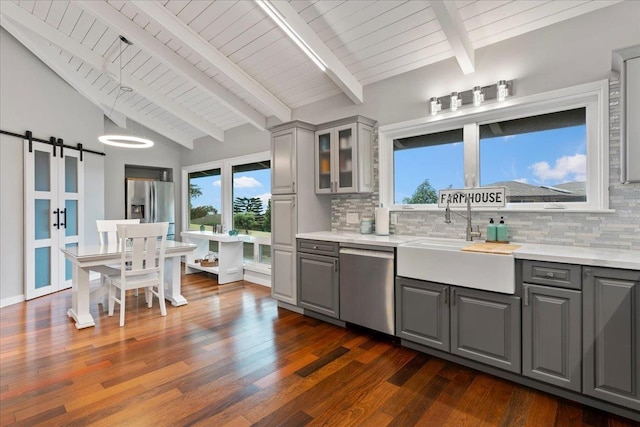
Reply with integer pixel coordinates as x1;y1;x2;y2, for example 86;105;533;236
125;179;175;240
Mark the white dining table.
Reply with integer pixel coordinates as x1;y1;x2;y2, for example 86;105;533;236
61;241;196;329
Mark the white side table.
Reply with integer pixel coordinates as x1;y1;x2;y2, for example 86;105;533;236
181;231;247;284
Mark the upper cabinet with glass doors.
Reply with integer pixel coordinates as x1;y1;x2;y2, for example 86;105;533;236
315;116;376;194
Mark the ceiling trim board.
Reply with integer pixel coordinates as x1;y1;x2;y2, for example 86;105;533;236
74;0;267;130
129;0;291;122
430;0;475;75
0;16;195;149
261;0;363;104
1;0;224;142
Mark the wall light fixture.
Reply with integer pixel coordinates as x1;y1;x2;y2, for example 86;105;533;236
429;80;513;115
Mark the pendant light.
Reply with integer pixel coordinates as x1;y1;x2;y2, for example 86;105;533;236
99;36;154;149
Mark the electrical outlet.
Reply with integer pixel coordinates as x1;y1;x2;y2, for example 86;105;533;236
346;212;359;224
390;213;399;225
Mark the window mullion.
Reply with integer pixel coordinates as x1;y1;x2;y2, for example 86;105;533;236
463;122;479;188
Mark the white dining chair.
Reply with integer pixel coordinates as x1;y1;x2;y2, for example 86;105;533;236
93;219;141;304
108;222;169;326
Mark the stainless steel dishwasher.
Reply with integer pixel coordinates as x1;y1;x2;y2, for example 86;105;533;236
339;245;395;335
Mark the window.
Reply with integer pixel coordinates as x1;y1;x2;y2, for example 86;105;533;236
183;152;272;271
380;80;608;211
394;128;463;204
479;109;586;204
232;160;271;266
188;168;221;252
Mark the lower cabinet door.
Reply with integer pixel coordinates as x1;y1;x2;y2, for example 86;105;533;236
522;284;582;391
272;247;296;304
298;253;339;318
396;277;450;351
451;287;521;373
583;267;640;411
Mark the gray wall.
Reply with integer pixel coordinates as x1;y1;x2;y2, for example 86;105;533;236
103;117;184;233
0;27;105;303
181;123;271;166
293;2;640;251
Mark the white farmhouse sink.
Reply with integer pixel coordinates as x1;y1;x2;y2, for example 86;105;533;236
397;238;515;294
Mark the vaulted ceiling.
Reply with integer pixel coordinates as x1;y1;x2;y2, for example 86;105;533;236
0;0;621;149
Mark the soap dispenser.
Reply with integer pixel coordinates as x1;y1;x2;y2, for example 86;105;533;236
487;218;497;242
497;217;508;242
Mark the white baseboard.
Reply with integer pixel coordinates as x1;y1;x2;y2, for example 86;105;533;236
243;270;271;287
1;294;25;308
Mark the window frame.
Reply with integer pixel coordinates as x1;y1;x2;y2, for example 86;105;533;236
182;151;271;268
379;80;610;212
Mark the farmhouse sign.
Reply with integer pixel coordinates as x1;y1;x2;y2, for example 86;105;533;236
437;187;506;208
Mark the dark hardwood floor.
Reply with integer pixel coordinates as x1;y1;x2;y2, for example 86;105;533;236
1;269;636;426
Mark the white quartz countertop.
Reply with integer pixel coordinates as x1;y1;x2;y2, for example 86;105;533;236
295;231;424;247
296;231;640;270
513;243;640;270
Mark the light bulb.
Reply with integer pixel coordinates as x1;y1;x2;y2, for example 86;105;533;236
429;97;441;115
497;80;508;102
473;86;484;106
450;92;461;111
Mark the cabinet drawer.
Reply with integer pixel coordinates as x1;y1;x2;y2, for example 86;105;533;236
297;239;339;257
522;260;581;290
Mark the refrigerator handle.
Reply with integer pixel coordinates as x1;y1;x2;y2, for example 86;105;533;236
150;182;156;223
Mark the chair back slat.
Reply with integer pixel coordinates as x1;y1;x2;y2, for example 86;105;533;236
117;223;168;278
97;219;140;245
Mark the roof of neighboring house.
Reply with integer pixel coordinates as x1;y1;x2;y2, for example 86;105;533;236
486;181;586;201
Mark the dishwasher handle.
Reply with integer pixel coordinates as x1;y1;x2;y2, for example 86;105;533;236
339;248;394;259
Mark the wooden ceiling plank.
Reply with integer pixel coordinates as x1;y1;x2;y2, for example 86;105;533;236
430;0;475;74
45;0;68;29
0;14;194;148
261;0;363;104
342;27;446;69
317;1;399;44
130;0;291;122
74;0;265;129
334;13;439;61
325;1;430;52
1;0;224;142
470;1;618;48
32;0;52;21
57;2;83;36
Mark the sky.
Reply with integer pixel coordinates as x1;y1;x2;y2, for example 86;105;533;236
190;168;271;213
394;125;586;203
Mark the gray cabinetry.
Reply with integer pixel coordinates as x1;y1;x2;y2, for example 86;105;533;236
451;287;521;373
297;240;339;318
269;121;331;307
396;277;449;351
396;279;520;373
522;284;582;391
583;267;640;411
315;116;375;194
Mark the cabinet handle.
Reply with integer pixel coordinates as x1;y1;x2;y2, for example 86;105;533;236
61;208;66;229
451;288;456;305
524;285;529;306
546;272;554;278
584;268;592;278
334;259;338;272
292;181;295;192
443;287;448;305
53;209;60;229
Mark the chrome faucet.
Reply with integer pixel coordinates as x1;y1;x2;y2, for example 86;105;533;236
444;191;482;241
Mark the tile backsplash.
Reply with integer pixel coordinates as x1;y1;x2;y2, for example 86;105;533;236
332;73;640;251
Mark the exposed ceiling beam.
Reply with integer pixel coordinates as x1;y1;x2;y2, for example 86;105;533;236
0;1;223;142
430;0;475;74
0;16;195;149
73;0;267;130
261;0;363;104
130;0;291;123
